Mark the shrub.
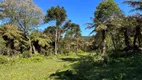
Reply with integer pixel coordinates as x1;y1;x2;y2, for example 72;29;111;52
68;51;76;56
22;51;31;58
0;55;8;64
45;48;54;56
108;50;125;58
77;50;86;55
30;54;44;62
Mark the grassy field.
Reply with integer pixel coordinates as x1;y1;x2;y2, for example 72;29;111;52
0;54;79;80
0;53;142;80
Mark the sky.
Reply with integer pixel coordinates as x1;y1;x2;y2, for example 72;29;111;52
34;0;135;36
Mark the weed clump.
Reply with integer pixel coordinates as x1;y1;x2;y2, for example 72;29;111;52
0;55;8;64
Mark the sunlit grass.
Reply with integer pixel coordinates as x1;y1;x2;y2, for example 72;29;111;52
0;54;78;80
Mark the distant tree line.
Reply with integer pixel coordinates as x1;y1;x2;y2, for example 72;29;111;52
0;0;91;57
0;0;142;58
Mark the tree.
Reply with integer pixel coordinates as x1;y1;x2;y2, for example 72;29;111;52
0;24;22;55
63;20;82;52
0;0;44;55
124;0;142;11
0;0;44;35
63;20;81;38
88;0;121;61
44;26;56;37
124;0;142;51
44;6;67;55
130;14;142;50
30;31;51;54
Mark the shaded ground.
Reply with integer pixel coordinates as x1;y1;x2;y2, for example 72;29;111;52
50;54;142;80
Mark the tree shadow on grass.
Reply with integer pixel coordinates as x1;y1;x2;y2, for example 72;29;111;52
49;70;78;80
49;54;142;80
60;57;80;62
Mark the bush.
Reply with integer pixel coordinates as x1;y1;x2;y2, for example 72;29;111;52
44;48;54;56
108;50;125;58
0;55;8;64
22;51;31;58
30;54;44;62
68;51;76;56
77;50;86;55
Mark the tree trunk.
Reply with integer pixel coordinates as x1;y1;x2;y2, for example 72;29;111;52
101;30;106;61
124;28;130;49
133;26;140;50
6;40;13;56
111;35;117;50
138;35;141;47
20;44;23;54
77;39;78;52
133;33;137;50
38;46;41;54
137;28;141;47
68;44;70;53
28;38;32;56
55;24;58;55
33;45;36;54
7;43;10;56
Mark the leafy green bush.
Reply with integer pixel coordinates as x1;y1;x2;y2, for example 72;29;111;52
108;50;125;58
22;51;31;58
0;37;7;55
77;50;86;55
45;48;54;56
0;55;8;64
68;51;76;56
30;54;44;62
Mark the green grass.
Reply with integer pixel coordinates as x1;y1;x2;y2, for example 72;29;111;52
1;53;142;80
0;54;79;80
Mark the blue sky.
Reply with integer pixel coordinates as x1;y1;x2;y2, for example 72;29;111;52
34;0;135;36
